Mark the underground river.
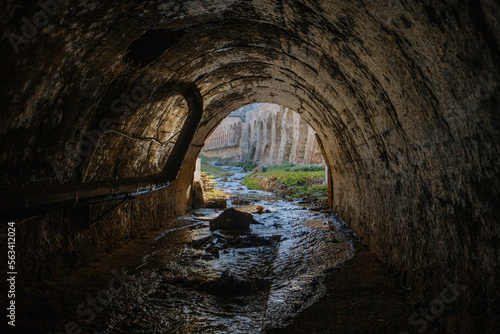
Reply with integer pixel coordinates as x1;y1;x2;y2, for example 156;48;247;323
19;165;357;333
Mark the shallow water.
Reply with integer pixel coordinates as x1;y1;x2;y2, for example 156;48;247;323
92;166;354;333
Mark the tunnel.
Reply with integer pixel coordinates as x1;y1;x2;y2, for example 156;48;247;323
0;0;499;332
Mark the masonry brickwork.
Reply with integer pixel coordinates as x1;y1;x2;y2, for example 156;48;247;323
202;103;324;165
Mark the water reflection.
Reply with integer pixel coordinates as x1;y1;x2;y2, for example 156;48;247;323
94;166;354;333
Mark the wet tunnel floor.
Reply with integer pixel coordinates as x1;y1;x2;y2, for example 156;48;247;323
14;166;419;333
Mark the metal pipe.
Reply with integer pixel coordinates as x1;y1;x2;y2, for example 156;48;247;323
0;83;203;223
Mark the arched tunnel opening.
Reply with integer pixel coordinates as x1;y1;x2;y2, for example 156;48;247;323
195;103;329;209
0;0;499;332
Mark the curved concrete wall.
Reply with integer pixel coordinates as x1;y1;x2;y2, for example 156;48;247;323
0;0;498;317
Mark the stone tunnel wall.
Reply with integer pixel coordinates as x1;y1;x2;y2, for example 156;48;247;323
202;103;324;166
0;0;499;319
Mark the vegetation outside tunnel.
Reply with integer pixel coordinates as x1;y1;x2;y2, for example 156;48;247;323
199;154;234;178
243;163;327;203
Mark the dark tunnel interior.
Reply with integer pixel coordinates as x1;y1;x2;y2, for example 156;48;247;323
0;0;499;332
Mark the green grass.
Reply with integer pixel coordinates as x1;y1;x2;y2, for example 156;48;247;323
242;177;262;190
247;170;325;187
265;163;325;172
199;154;233;178
242;164;327;201
198;154;222;162
201;160;233;178
265;163;295;170
291;184;328;200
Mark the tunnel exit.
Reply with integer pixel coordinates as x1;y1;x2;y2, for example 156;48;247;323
194;103;330;210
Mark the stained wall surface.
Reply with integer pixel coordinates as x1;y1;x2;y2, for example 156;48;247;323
0;0;498;318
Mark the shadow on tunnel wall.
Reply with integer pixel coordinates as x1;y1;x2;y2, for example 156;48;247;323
0;0;499;330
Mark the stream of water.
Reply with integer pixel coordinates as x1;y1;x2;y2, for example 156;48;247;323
93;165;355;333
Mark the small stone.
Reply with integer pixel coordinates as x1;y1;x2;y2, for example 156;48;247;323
205;198;227;208
251;165;266;174
232;198;249;205
205;246;220;258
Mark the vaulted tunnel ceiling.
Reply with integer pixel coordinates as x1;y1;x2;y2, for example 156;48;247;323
0;0;498;316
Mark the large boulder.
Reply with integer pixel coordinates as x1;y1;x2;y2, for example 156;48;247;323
209;208;257;231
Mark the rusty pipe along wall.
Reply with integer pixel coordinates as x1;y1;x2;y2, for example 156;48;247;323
0;83;203;224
